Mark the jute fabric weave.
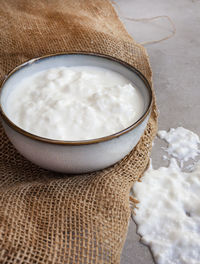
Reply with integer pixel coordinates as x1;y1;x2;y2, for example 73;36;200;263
0;1;158;263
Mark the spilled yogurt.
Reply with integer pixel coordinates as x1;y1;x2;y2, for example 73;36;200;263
6;66;144;141
158;127;200;166
133;127;200;264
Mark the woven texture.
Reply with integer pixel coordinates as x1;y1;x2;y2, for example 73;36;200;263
0;1;158;263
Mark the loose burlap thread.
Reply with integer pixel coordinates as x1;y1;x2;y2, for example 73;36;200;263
0;1;158;263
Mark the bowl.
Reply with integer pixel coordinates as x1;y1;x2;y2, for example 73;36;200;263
0;52;152;173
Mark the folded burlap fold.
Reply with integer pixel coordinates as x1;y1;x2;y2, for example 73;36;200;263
0;1;157;263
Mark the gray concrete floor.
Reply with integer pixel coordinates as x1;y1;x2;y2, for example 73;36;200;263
115;0;200;263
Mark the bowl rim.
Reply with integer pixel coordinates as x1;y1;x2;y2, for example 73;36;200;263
0;51;153;146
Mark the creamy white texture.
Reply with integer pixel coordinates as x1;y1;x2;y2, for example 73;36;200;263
158;127;200;166
134;159;200;264
133;127;200;264
6;66;144;140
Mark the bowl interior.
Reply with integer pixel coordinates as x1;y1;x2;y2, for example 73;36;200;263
1;53;151;116
0;53;152;144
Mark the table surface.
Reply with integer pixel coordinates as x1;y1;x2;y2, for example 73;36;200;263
115;0;200;263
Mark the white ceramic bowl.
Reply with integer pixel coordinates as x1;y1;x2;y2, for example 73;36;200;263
0;52;152;173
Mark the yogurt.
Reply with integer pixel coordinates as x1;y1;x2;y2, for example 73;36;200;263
6;66;144;141
158;127;200;166
133;127;200;264
134;158;200;264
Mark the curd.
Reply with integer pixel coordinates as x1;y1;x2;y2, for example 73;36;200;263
133;127;200;264
158;127;200;166
7;66;144;141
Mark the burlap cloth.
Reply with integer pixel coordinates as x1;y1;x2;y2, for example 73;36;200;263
0;1;158;263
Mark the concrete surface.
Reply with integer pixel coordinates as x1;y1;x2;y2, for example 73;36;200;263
114;0;200;263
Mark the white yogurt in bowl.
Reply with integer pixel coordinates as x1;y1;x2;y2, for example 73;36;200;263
0;53;152;173
6;66;144;141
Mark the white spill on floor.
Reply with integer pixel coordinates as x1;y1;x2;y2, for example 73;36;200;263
133;127;200;264
158;127;200;167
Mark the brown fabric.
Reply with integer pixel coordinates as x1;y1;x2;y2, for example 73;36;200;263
0;1;158;263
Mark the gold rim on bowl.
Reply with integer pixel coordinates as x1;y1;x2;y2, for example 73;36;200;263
0;52;153;146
